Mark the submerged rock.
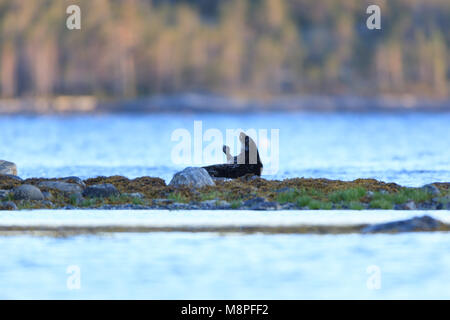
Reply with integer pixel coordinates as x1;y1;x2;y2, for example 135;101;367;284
169;167;215;188
0;160;17;176
362;215;443;233
82;183;119;198
12;184;44;201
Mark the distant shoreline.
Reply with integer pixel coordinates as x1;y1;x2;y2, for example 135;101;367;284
0;94;449;115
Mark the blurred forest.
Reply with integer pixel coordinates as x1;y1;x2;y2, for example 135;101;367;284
0;0;449;99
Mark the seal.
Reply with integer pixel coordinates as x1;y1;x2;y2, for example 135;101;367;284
203;132;263;178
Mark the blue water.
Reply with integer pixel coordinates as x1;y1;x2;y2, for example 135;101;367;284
0;113;449;186
1;232;449;299
1;112;450;299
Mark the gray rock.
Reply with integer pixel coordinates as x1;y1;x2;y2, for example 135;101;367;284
38;181;82;194
42;191;53;200
82;184;119;198
41;200;54;207
394;201;416;210
0;174;22;181
416;199;443;210
0;201;17;210
281;203;298;210
0;160;17;175
366;191;375;197
169;167;215;188
123;192;144;199
152;198;173;205
12;184;44;201
60;176;86;188
217;200;231;209
362;215;442;233
421;184;441;196
0;189;11;200
167;202;190;210
242;197;280;210
198;199;231;209
69;192;84;204
201;199;219;206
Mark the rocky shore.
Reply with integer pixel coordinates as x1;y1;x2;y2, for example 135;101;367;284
0;165;449;211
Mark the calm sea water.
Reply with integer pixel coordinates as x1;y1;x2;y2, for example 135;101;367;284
1;231;450;299
1;113;449;299
0;113;449;186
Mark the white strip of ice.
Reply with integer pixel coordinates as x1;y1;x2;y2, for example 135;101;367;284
0;210;449;228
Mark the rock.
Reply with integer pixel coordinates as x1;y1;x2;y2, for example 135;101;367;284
82;183;119;198
420;184;441;196
152;199;173;206
42;191;53;200
38;181;82;194
167;202;190;210
416;199;443;210
60;176;86;188
123;192;144;199
217;200;231;209
0;189;11;200
200;199;218;206
1;174;22;181
394;201;416;210
0;160;17;175
0;201;17;210
362;215;443;233
198;199;230;209
242;197;280;210
69;192;84;204
41;200;54;207
366;191;375;197
12;184;44;201
169;167;215;188
281;203;298;210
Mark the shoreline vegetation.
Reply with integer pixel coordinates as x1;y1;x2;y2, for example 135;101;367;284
1;173;449;212
0;94;449;115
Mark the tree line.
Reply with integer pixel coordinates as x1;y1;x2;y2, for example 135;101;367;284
0;0;448;98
